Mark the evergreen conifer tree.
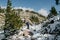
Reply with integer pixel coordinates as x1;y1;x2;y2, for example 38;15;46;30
48;6;58;18
4;0;23;38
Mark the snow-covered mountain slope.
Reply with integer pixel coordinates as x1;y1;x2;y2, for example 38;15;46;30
1;15;60;40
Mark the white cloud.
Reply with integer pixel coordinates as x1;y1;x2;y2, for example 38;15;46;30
1;6;34;12
27;8;34;11
38;9;49;17
13;7;34;11
1;6;6;9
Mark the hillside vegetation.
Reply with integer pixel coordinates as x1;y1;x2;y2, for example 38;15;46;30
0;8;47;30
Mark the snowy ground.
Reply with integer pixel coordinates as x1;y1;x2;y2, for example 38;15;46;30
0;15;60;40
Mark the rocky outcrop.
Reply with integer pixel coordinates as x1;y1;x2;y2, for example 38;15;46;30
0;13;5;30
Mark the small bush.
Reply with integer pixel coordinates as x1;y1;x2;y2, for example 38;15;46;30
30;15;39;24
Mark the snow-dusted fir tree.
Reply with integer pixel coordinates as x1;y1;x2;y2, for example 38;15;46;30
4;0;23;38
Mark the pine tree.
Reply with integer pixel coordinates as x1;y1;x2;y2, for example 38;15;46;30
55;0;60;5
4;0;23;38
6;0;12;13
50;7;58;16
0;6;1;13
48;6;58;18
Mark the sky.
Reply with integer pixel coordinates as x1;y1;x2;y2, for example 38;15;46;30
0;0;60;16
